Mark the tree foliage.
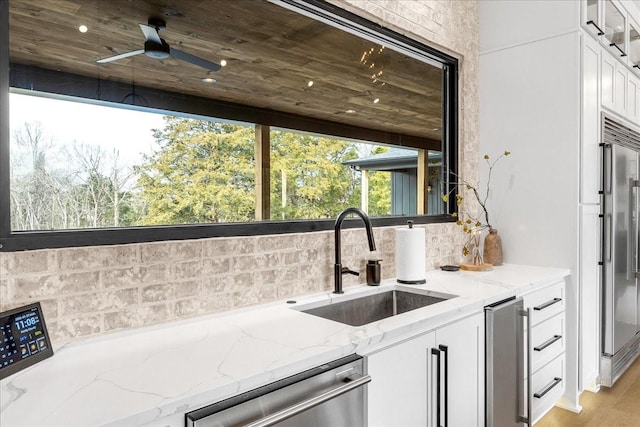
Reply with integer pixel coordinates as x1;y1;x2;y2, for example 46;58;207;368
367;146;392;217
134;117;255;224
10;116;394;231
270;130;361;220
10;122;136;231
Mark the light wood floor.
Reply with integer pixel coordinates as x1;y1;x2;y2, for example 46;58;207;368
536;357;640;426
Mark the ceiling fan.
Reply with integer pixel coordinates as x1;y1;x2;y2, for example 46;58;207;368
96;18;221;72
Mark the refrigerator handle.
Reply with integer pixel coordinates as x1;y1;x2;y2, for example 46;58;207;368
603;144;611;194
630;179;640;278
606;213;612;263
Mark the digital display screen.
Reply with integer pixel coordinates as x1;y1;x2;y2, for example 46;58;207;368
0;302;53;380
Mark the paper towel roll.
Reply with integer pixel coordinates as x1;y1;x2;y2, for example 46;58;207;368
395;225;426;284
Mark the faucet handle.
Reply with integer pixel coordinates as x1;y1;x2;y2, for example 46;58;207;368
341;267;360;276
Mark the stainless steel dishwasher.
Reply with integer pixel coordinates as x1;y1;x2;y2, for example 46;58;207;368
184;354;370;427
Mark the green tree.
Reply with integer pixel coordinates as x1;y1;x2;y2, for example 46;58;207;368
135;117;255;225
365;146;391;216
270;130;360;220
368;172;391;216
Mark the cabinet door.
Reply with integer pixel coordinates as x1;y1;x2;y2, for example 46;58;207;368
629;19;640;72
602;49;616;110
433;313;484;427
582;35;601;204
367;331;436;427
628;73;639;122
601;47;630;117
582;0;604;39
579;204;601;391
614;63;627;114
603;0;627;58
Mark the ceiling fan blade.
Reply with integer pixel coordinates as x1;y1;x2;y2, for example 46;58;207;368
139;23;162;44
170;47;221;72
96;49;145;64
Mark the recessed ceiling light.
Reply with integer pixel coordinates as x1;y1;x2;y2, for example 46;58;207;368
373;98;380;104
307;80;314;87
220;59;228;67
78;25;88;33
201;77;217;83
345;109;356;114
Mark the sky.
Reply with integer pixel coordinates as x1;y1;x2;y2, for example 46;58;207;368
9;92;166;167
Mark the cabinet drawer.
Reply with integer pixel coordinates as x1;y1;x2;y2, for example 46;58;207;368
529;354;565;423
531;313;565;372
523;281;565;326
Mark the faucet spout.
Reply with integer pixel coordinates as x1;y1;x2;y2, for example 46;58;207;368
334;207;377;294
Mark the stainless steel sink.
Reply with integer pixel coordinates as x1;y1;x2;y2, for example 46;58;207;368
300;289;452;326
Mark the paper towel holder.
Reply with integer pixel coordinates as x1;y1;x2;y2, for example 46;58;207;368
396;220;427;285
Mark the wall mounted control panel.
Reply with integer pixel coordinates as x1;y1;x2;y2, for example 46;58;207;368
0;302;53;380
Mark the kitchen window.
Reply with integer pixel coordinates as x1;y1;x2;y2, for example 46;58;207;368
0;0;458;251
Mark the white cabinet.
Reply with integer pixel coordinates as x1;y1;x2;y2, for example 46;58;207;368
367;331;435;427
629;18;640;73
614;61;628;114
583;0;604;38
582;35;601;204
603;0;627;58
602;47;629;116
629;73;640;122
432;312;485;427
602;47;616;110
579;205;601;391
589;0;640;121
366;312;484;427
521;280;567;424
481;1;639;410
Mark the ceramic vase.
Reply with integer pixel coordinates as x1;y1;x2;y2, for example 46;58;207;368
483;228;503;266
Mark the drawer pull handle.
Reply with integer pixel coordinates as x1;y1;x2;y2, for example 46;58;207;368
534;335;562;352
534;298;562;311
533;377;562;399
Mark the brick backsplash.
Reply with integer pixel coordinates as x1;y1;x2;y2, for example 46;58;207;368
0;0;478;345
0;224;465;344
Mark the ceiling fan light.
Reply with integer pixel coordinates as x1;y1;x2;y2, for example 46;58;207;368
145;50;170;59
144;40;170;59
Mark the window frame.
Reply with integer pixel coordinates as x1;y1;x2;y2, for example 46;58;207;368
0;0;458;252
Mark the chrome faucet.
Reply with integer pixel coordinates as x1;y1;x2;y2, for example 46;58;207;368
334;207;377;294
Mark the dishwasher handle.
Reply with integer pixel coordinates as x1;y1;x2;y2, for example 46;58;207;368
243;373;371;427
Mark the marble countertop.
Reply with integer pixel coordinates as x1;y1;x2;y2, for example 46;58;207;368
0;263;569;427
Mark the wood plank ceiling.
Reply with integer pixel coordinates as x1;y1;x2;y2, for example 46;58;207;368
8;0;444;142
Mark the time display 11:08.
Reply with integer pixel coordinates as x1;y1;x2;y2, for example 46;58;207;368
14;314;39;332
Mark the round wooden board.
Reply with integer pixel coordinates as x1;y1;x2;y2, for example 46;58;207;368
459;262;493;271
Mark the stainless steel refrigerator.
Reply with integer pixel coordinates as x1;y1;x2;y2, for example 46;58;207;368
601;117;640;387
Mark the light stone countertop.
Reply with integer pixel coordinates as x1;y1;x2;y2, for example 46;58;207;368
0;263;569;427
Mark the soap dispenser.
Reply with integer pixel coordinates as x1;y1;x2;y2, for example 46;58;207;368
366;259;381;286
